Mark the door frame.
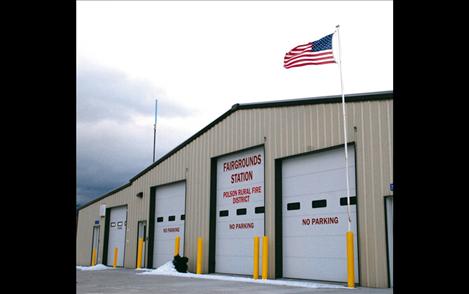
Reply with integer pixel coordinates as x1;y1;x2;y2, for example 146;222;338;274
136;220;147;268
90;225;100;265
384;195;393;288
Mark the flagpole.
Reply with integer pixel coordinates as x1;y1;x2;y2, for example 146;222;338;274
335;26;352;231
153;99;158;163
335;24;355;288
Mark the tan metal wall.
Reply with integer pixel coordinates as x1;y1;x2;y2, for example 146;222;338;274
76;98;393;288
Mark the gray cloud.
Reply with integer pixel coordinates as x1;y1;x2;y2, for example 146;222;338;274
76;61;194;207
77;61;192;124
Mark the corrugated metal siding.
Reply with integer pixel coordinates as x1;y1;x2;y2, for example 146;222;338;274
76;98;392;287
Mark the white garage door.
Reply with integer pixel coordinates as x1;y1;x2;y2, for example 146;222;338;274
153;181;186;268
215;147;264;275
107;206;127;267
282;145;359;283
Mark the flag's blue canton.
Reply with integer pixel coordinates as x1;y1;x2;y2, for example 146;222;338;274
312;34;333;52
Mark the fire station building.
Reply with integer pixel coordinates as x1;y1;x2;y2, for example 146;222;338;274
76;91;393;288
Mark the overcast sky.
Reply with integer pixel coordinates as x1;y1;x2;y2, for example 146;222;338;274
76;0;393;206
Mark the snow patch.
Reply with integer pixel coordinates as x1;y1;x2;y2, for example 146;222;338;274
138;261;348;289
140;261;178;274
76;264;112;271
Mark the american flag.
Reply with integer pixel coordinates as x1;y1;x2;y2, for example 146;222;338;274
284;33;336;69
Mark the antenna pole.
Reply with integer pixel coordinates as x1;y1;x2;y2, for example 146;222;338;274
153;99;157;163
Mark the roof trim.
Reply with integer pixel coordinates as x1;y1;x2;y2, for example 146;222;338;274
77;182;131;211
78;90;392;211
237;90;393;109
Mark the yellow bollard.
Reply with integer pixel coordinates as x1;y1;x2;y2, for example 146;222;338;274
113;247;118;268
262;236;268;280
137;237;144;269
253;236;259;280
174;236;180;256
346;231;355;288
91;248;97;266
196;237;203;274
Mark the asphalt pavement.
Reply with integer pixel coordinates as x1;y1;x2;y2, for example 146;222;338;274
77;268;393;294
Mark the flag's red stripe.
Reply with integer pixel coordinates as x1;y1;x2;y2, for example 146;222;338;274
289;42;312;51
288;47;311;55
285;53;334;63
284;50;333;62
284;55;335;67
285;60;336;68
285;57;335;67
285;48;333;60
284;60;336;69
286;46;313;57
284;56;334;68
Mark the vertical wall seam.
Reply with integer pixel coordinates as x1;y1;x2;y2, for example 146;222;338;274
359;102;369;285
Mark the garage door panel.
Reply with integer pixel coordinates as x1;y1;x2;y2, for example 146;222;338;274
216;224;263;238
218;213;264;222
155;239;174;252
284;257;356;281
215;241;262;275
284;255;359;281
216;238;263;257
283;202;357;215
107;206;127;267
282;146;359;283
283;207;357;218
216;178;264;191
155;229;183;240
284;235;355;258
283;148;355;176
153;181;186;268
217;197;264;207
157;183;184;195
283;193;356;202
154;253;174;267
283;167;356;196
215;256;254;275
283;161;356;180
283;208;357;229
216;147;264;275
217;193;264;209
283;214;357;237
